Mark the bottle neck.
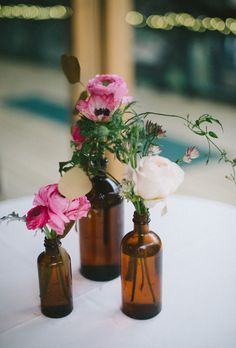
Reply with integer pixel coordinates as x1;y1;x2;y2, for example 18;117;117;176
133;211;150;235
44;237;61;254
91;157;108;178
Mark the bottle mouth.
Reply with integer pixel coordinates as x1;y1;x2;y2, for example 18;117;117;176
44;237;61;248
91;157;108;170
132;211;150;224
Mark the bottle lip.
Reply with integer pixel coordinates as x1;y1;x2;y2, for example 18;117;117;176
133;211;150;224
44;237;61;248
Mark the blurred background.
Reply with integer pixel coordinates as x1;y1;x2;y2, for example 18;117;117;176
0;0;235;204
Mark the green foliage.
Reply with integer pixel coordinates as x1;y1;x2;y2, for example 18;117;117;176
208;131;218;138
0;212;26;223
59;101;236;186
61;54;80;84
79;90;88;101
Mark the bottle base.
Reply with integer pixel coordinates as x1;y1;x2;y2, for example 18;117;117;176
122;303;161;320
41;304;73;318
80;264;120;281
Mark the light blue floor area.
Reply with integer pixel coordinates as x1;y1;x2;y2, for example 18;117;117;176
4;95;70;124
158;138;211;165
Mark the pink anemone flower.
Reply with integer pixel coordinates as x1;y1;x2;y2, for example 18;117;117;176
76;94;118;122
87;74;132;104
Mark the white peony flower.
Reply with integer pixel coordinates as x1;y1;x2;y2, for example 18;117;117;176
124;155;184;208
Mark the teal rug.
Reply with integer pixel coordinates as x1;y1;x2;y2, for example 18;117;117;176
5;95;69;124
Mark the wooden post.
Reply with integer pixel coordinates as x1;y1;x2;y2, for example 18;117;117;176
104;0;134;89
103;0;134;181
71;0;134;181
71;0;103;103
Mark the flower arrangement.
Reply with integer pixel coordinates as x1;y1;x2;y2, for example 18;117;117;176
1;183;91;239
59;74;132;177
59;72;235;215
0;183;91;318
0;62;235;319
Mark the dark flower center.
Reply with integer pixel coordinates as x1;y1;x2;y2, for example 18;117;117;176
32;207;42;217
95;108;110;116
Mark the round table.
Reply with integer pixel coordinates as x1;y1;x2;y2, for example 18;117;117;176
0;195;235;348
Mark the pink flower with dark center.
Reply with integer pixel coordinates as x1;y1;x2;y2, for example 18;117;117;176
183;146;200;163
76;94;117;122
87;74;132;104
26;206;49;230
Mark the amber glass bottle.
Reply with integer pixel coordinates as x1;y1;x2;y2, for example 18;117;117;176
121;212;162;319
78;164;124;281
37;237;73;318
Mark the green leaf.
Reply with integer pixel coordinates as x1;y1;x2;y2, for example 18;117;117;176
193;130;206;136
79;90;88;101
208;131;218;138
61;54;80;84
59;161;73;175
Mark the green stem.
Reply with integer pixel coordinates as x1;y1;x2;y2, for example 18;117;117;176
143;255;156;304
43;225;51;239
140;111;235;184
205;135;212;164
43;226;56;240
39;264;51;299
126;111;188;124
130;257;137;303
125;256;135;281
133;200;149;215
57;255;70;302
140;257;145;291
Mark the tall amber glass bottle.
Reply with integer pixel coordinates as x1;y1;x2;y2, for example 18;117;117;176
121;212;162;319
37;237;73;318
78;163;124;281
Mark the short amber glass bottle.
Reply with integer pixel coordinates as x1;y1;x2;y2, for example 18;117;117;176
78;166;124;281
121;212;162;319
37;237;73;318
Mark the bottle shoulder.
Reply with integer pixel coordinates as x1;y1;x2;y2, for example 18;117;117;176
122;230;161;243
90;176;120;194
87;176;123;208
37;246;70;265
121;230;162;257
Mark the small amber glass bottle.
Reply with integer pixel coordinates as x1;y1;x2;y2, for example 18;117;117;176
78;161;124;281
37;237;73;318
121;212;162;319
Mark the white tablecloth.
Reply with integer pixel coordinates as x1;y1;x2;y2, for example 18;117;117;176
0;195;235;348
